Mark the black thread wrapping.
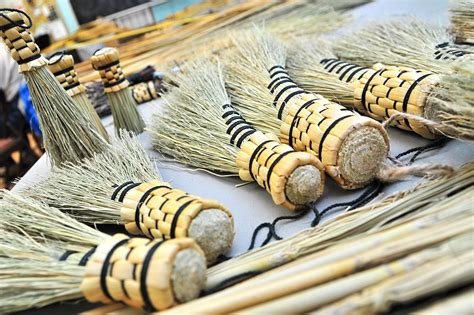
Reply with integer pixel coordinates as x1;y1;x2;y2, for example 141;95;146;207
140;241;164;312
401;73;433;130
248;140;273;182
100;238;130;302
134;185;171;234
317;115;352;161
79;246;97;266
288;100;316;148
395;138;448;165
59;250;77;261
265;150;293;192
111;181;134;200
169;199;194;238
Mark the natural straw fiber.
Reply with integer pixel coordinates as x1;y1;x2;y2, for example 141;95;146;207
160;165;472;314
48;52;109;141
0;191;207;313
149;58;325;211
91;47;145;134
225;28;388;189
287;37;474;140
0;9;107;165
23;132;234;263
333;17;474;73
451;0;474;45
131;80;161;103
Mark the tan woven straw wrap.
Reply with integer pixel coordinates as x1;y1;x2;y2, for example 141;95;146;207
223;105;325;210
0;10;47;71
267;66;389;189
80;234;205;311
321;59;441;139
115;180;233;239
48;53;86;97
132;81;159;104
91;47;130;93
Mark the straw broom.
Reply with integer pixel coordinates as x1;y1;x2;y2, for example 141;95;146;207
48;52;109;141
91;47;145;134
149;58;325;211
287;37;474;140
0;191;207;313
225;28;390;189
451;0;474;44
203;162;470;291
22;131;234;263
0;9;107;165
317;236;474;314
332;17;474;73
131;80;162;104
161;181;473;314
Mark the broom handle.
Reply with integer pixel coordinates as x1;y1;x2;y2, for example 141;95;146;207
91;47;130;93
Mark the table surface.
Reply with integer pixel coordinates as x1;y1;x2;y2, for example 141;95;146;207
12;0;474;313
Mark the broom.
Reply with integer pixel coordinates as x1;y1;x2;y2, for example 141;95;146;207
131;79;163;104
224;28;389;190
286;37;474;140
48;51;109;141
332;17;474;73
0;190;207;313
149;58;325;211
91;47;145;134
22;131;234;264
162;170;472;313
0;9;107;165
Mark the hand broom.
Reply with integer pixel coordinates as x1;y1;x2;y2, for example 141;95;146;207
91;47;145;135
0;190;207;313
286;35;474;140
0;9;108;165
224;27;389;190
48;51;109;141
22;131;234;264
149;58;325;211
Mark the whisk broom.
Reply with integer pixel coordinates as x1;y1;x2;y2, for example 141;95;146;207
22;131;234;263
149;58;325;211
224;28;389;190
48;51;109;141
0;9;108;165
286;37;474;140
91;47;145;134
0;190;207;313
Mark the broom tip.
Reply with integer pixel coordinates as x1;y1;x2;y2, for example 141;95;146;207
188;209;234;264
285;165;324;206
171;248;207;303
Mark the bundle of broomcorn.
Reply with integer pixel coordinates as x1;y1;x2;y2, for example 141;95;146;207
224;27;392;190
0;9;108;165
450;0;474;44
48;52;109;141
149;58;325;211
91;47;145;134
286;32;474;140
22;132;234;263
160;163;473;314
0;191;207;313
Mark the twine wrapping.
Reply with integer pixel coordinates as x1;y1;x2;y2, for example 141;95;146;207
222;105;325;210
80;234;205;311
132;81;160;104
116;180;233;240
0;10;46;71
321;59;441;139
91;48;130;93
48;53;85;97
267;65;389;189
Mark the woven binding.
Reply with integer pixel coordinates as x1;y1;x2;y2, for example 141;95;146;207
80;234;204;311
0;11;46;71
321;59;440;139
117;180;233;238
132;81;159;104
91;48;129;93
267;65;389;189
48;54;85;97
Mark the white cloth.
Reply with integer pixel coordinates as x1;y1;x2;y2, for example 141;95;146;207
0;43;23;102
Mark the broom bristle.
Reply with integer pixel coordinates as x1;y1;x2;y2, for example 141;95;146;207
450;0;474;44
333;17;474;74
150;58;240;174
22;131;158;223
